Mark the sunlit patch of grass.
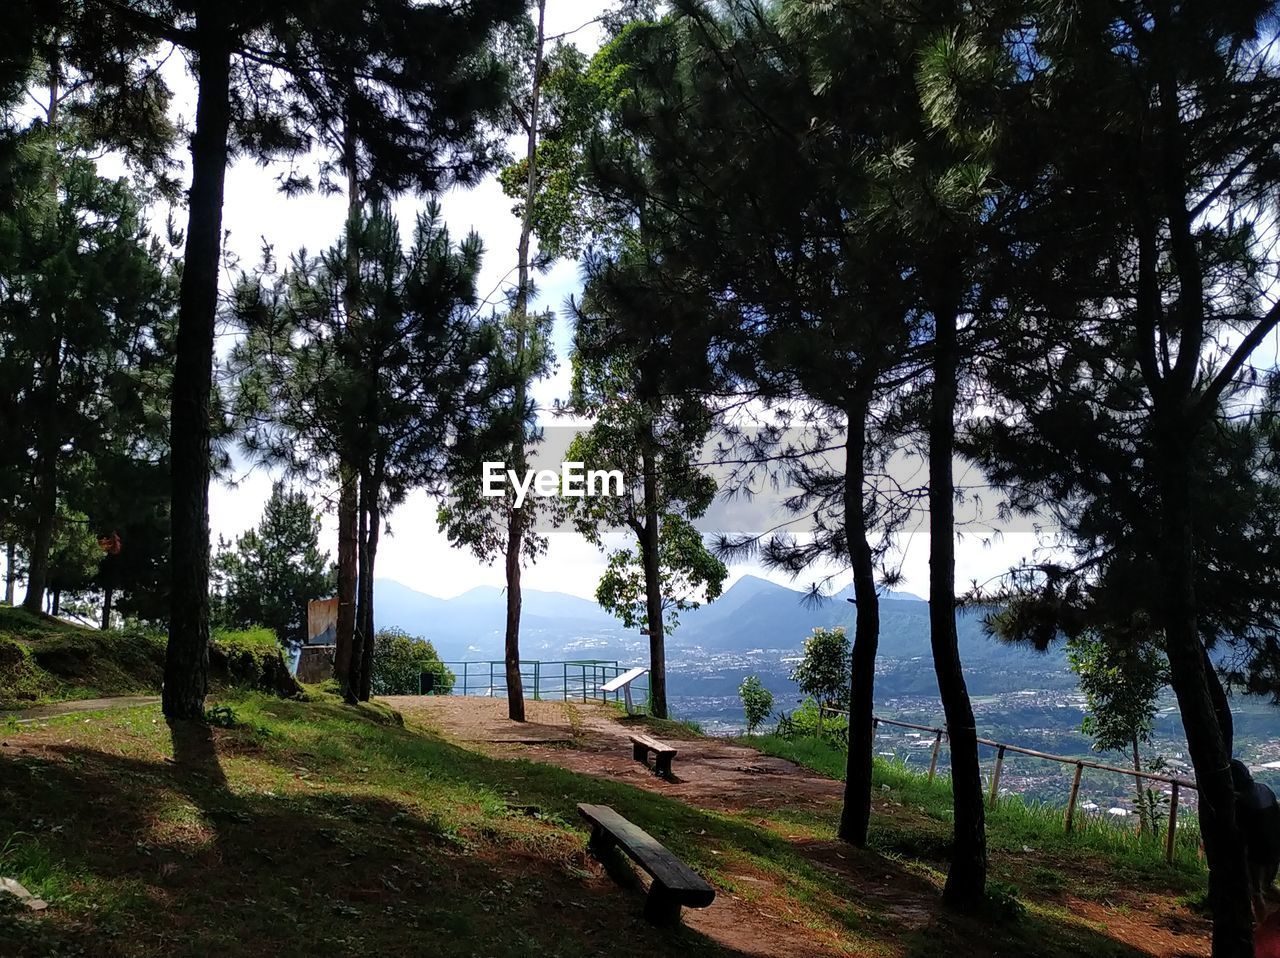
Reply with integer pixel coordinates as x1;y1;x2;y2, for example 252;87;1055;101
745;733;1204;890
0;692;1203;958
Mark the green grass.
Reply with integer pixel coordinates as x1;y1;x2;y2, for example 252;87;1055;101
210;626;281;651
741;733;1206;899
0;692;1193;958
0;607;166;710
0;612;300;711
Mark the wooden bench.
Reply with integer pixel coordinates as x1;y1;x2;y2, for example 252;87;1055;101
578;803;715;924
629;732;677;778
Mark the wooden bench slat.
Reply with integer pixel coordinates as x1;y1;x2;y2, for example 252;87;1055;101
577;803;715;905
628;733;676;755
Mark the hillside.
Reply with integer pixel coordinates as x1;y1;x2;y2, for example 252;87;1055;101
0;608;299;711
0;691;1212;958
0;607;166;710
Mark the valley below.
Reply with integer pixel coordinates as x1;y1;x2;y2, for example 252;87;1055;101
375;574;1280;814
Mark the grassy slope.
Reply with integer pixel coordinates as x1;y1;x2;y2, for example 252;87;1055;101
0;691;1208;958
742;733;1206;903
0;609;293;710
0;606;166;709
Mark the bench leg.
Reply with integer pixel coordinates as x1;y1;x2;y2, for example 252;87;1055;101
587;825;616;857
633;743;649;764
644;884;683;926
656;753;673;779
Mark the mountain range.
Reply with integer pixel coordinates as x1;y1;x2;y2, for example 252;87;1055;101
374;574;1075;698
372;574;1280;762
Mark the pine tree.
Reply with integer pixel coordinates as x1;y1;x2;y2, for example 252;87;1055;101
0;56;177;620
36;0;521;719
212;481;333;647
231;204;501;701
959;0;1280;949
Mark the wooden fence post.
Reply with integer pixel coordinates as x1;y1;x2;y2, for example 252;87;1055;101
1065;762;1084;833
928;731;943;782
989;745;1006;808
1165;783;1179;864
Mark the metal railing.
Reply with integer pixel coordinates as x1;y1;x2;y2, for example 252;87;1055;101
820;706;1196;862
438;659;649;708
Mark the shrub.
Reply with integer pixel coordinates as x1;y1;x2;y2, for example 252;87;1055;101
739;675;773;735
370;627;455;696
775;697;849;744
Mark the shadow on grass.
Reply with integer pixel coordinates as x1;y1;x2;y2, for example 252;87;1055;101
0;728;750;957
0;695;1167;958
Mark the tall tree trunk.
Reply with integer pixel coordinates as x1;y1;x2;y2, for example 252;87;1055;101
164;25;232;721
4;541;15;605
1131;735;1148;835
24;48;63;616
501;0;547;723
50;589;60;617
347;472;370;705
101;585;114;631
357;463;382;703
22;433;57;613
1155;427;1253;958
840;383;879;847
929;296;987;908
334;463;359;688
503;506;526;719
640;434;667;719
334;117;362;695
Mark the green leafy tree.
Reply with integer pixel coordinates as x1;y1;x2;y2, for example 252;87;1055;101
211;482;334;648
437;1;568;724
561;284;727;720
791;626;851;735
563;2;996;891
370;627;456;697
959;0;1280;946
1065;632;1168;834
44;509;104;618
0;60;177;619
594;515;726;631
738;675;773;736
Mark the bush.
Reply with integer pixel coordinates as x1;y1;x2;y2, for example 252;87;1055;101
774;697;849;745
738;675;773;735
370;627;455;696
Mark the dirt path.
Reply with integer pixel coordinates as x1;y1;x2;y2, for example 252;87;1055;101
2;695;161;724
387;695;843;811
390;695;1212;958
379;695;579;742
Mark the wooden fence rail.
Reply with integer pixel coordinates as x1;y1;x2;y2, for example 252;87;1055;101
819;706;1196;862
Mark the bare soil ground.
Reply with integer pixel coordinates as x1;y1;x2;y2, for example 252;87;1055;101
390;694;1213;958
379;694;578;742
